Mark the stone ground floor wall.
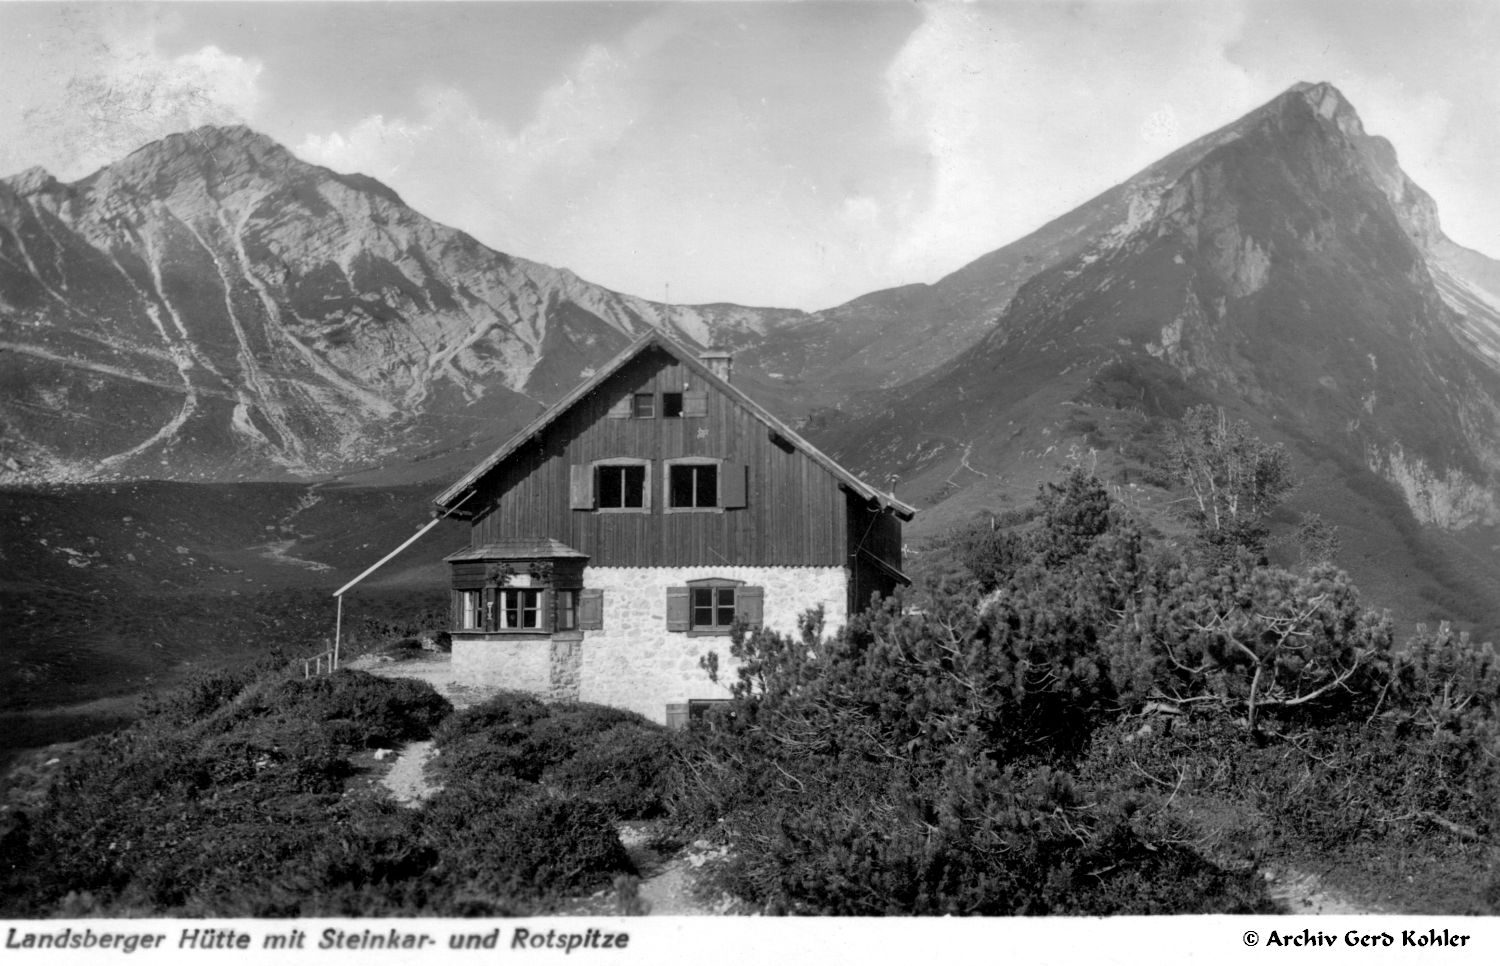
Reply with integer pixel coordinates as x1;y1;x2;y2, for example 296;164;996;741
451;634;551;692
449;566;849;725
577;565;848;724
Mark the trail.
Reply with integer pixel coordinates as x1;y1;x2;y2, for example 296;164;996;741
360;655;731;915
381;740;437;806
1267;868;1386;915
254;481;334;571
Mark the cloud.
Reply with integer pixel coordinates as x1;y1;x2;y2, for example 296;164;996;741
1;9;264;179
882;1;1265;284
298;26;661;271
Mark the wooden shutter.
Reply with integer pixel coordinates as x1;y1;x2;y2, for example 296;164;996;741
450;590;461;630
606;395;632;418
721;462;748;508
666;586;690;631
569;464;594;509
682;390;708;417
538;590;553;633
579;589;604;630
738;585;764;629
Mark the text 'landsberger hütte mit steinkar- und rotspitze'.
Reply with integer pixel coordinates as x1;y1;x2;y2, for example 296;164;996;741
5;925;633;953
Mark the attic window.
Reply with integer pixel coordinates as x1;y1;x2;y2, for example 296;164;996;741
632;393;656;418
663;392;684;417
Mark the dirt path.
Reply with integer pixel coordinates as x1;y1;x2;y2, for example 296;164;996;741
380;740;438;806
1267;868;1386;914
615;826;739;916
360;654;729;914
355;654;478;807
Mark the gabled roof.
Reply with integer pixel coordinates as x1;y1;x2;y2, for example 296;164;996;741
433;329;916;519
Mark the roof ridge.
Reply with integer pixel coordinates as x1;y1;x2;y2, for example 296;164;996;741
432;328;914;518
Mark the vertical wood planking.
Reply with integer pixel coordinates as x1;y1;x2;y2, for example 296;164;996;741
472;346;864;568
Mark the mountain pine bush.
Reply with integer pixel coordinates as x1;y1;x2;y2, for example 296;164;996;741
671;467;1495;913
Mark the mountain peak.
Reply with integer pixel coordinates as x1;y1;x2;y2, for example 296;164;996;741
3;166;62;196
118;124;293;169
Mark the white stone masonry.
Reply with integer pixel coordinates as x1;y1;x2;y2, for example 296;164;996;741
451;565;849;725
578;565;848;723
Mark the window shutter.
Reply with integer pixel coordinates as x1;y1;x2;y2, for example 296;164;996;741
666;586;690;631
721;462;748;508
539;590;554;633
682;390;708;417
450;591;461;629
738;585;764;629
569;464;594;509
606;395;631;419
579;589;604;630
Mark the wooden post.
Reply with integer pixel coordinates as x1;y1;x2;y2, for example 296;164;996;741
327;490;473;672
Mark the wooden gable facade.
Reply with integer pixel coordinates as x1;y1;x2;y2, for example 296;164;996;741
434;331;913;612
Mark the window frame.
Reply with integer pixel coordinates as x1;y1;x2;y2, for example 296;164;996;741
632;393;656;419
593;457;652;512
691;584;737;632
664;457;723;513
497;587;543;631
680;577;753;636
458;589;483;630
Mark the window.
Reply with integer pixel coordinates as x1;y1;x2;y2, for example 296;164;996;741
669;462;719;508
692;585;736;630
597;463;647;509
499;588;541;629
632;393;656;418
555;589;578;632
662;392;684;418
459;590;482;630
666;581;763;634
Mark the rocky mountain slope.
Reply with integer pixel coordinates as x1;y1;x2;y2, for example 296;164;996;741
817;82;1500;634
0;127;805;481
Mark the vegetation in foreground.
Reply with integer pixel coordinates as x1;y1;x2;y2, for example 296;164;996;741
671;429;1499;914
0;672;675;917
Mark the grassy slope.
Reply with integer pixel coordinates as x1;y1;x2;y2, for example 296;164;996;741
0;480;462;767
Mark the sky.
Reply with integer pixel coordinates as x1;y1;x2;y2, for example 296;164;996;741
1;1;1496;311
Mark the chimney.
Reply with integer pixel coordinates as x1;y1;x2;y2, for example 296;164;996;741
700;347;732;383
